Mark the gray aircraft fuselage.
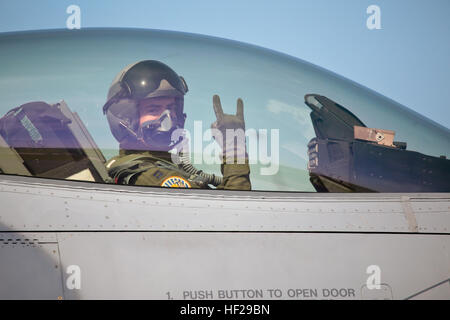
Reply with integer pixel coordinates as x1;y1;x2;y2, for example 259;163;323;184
0;174;448;300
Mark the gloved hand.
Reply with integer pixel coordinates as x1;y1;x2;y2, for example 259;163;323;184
211;94;247;163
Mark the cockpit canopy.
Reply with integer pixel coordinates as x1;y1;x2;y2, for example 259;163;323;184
0;29;449;192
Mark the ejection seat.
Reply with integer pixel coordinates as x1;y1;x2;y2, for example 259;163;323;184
0;101;109;183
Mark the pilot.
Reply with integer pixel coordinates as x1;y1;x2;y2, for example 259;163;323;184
102;60;251;190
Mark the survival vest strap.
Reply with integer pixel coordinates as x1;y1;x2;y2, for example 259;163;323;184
107;155;157;185
107;154;210;187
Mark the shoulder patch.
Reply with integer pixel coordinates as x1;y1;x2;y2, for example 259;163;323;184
161;176;191;188
153;169;164;180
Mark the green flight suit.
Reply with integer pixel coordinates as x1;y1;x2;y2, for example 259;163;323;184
106;149;251;190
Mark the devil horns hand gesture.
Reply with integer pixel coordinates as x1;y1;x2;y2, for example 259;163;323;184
211;94;247;163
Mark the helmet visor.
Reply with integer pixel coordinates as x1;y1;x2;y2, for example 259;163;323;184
123;60;188;100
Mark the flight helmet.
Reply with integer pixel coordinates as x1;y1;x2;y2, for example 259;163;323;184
102;60;189;151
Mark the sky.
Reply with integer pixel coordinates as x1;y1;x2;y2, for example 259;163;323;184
0;0;449;129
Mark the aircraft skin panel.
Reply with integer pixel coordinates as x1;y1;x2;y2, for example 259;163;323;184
0;175;448;234
407;279;450;300
0;175;448;299
0;231;447;299
51;232;449;300
0;232;64;300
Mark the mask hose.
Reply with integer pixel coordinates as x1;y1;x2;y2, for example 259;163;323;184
177;152;223;186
